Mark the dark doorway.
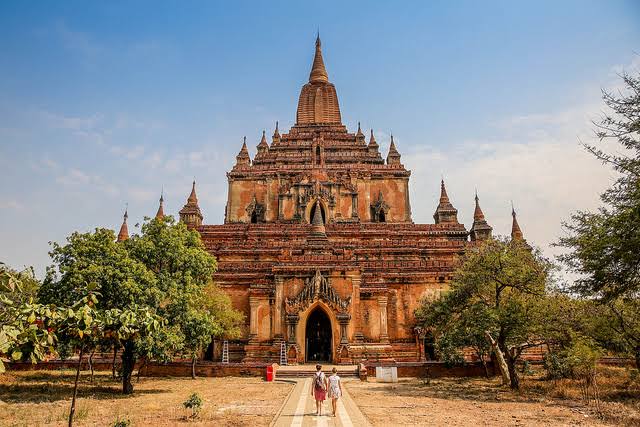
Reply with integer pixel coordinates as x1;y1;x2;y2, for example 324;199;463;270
315;146;321;164
424;331;436;361
309;202;326;224
378;211;386;222
305;308;332;362
250;210;258;223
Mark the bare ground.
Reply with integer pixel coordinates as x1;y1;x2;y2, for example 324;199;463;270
346;367;640;427
0;370;293;427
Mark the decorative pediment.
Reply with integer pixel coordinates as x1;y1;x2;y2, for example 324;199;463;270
299;182;336;207
285;270;351;315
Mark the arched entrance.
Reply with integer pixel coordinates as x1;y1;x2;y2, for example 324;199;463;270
305;307;332;362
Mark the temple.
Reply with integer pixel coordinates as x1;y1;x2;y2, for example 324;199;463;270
136;36;527;364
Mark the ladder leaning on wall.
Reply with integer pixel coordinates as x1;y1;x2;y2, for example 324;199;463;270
279;342;287;366
221;340;229;364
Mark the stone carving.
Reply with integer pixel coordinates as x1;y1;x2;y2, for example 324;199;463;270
285;270;351;315
299;182;336;207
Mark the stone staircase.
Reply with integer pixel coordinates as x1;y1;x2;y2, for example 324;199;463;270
276;364;359;378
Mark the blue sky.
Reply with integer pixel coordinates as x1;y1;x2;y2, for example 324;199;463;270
1;1;639;276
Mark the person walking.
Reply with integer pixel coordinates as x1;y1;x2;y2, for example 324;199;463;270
310;364;328;416
327;367;343;417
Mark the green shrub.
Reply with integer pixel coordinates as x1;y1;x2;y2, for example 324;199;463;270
183;392;203;418
111;417;131;427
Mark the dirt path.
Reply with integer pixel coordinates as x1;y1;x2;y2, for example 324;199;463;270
271;378;370;427
346;377;609;426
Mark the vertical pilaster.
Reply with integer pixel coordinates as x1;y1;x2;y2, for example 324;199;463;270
249;296;260;343
337;313;350;345
351;194;358;219
404;178;412;222
378;295;389;343
274;276;284;338
351;275;363;342
285;314;299;344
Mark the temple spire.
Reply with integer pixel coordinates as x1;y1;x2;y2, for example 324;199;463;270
272;121;280;140
309;34;329;83
235;136;251;166
433;179;459;224
473;191;485;221
439;179;449;203
368;129;379;149
387;133;401;165
470;191;492;241
256;130;269;157
511;204;524;241
155;191;164;219
188;180;198;204
179;180;203;229
117;206;129;242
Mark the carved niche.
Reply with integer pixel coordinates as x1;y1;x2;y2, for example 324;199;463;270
246;194;265;223
370;190;390;223
285;270;351;315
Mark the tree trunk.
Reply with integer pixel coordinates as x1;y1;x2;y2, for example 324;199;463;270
112;345;118;379
88;351;95;383
481;358;490;379
505;350;520;390
68;347;83;427
484;331;510;386
191;356;197;379
121;340;136;395
635;346;640;370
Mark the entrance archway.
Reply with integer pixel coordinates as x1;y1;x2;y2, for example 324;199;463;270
305;308;332;362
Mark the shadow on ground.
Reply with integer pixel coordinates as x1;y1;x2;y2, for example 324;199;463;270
0;371;167;403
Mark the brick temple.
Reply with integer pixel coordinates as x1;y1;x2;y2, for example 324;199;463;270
119;36;526;365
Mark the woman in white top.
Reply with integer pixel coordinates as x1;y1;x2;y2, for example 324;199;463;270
327;367;343;417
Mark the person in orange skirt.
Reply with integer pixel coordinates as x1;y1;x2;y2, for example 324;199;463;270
310;364;328;416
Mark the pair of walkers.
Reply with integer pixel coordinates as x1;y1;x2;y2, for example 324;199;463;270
310;364;342;416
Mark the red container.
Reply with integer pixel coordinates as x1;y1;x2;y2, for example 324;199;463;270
266;366;274;382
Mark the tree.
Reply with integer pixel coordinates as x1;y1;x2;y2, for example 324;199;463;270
0;263;58;373
180;284;243;378
40;216;243;393
39;228;159;394
417;237;552;389
557;70;640;367
126;217;242;379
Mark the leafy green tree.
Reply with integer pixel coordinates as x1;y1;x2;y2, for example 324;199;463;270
180;284;243;378
417;237;552;389
39;228;159;393
40;217;243;393
0;263;58;372
557;70;640;367
126;217;241;378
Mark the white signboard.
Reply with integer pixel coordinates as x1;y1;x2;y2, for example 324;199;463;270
375;366;398;383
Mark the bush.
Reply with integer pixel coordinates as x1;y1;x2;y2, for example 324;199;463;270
544;351;572;380
111;417;131;427
183;392;203;419
436;335;465;367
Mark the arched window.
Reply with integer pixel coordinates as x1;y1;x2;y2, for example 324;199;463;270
315;146;321;164
250;210;258;224
378;210;386;223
